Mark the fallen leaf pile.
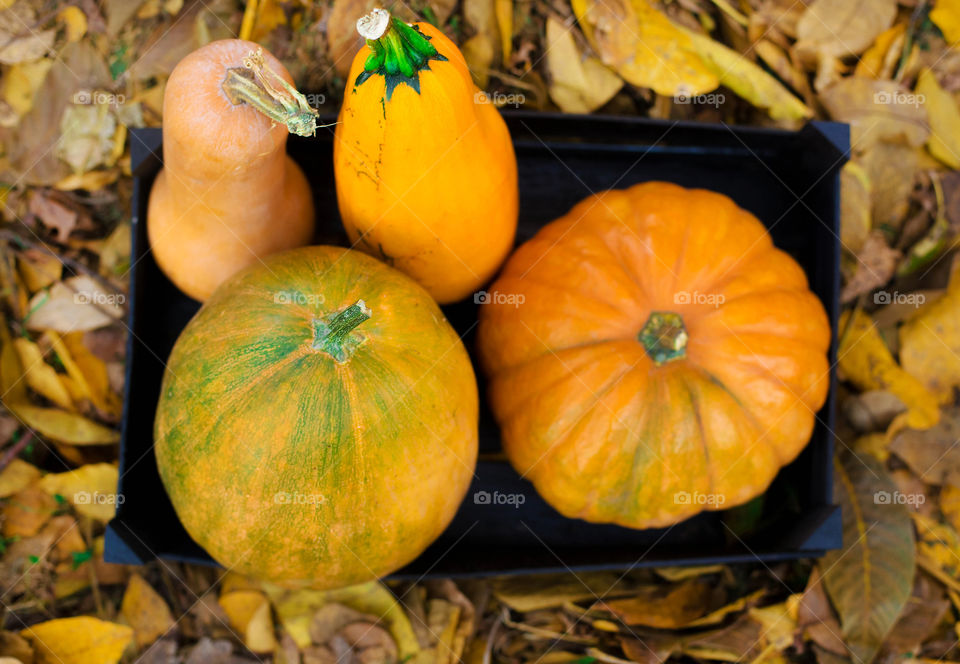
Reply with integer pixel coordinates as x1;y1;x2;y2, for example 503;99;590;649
2;0;960;662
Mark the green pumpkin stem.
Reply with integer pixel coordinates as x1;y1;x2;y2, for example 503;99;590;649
638;311;688;365
313;300;372;362
355;8;447;97
221;48;319;137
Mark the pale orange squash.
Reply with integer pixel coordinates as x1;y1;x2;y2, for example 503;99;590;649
477;182;831;529
334;9;518;304
148;40;316;301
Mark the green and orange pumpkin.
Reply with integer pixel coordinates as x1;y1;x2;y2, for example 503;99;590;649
476;181;831;529
155;246;478;588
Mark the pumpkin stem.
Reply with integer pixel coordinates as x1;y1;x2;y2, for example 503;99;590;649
221;48;320;137
312;300;372;362
354;8;448;98
638;311;688;365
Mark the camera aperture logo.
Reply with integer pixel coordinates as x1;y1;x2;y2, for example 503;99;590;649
273;291;325;305
74;291;125;306
473;490;525;508
674;290;724;307
674;491;725;506
474;290;525;308
274;491;325;505
74;490;124;505
874;490;925;506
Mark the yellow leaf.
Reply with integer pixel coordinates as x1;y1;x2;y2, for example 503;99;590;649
495;0;512;62
852;432;890;463
840;161;871;253
684;30;812;121
0;458;40;499
20;616;133;664
18;250;63;293
819;76;929;150
795;0;897;59
7;405;119;445
38;463;120;521
12;337;73;410
57;6;88;42
571;0;717;96
220;590;277;653
916;69;960;168
931;0;960;44
50;332;122;417
121;574;175;647
54;169;120;191
913;512;960;578
838;310;939;430
941;485;960;532
855;23;906;78
748;603;795;649
900;277;960;403
545;17;623;113
2;59;52;117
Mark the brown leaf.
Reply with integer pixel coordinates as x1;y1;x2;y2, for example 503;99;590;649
841;231;900;302
3;485;57;537
327;0;385;79
594;581;715;629
310;604;376;645
840;161;872;254
842;390;906;433
795;0;897;60
797;567;847;656
860;142;919;230
122;573;176;648
820;77;929;150
890;408;960;487
883;575;951;654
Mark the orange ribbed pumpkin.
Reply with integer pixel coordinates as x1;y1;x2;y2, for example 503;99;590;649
476;182;830;529
333;9;518;304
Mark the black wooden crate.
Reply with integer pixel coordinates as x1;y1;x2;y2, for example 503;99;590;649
105;112;847;575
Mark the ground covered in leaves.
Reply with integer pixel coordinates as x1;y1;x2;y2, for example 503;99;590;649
1;0;960;662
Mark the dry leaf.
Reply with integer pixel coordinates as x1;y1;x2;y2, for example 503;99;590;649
838;310;939;430
594;581;714;629
38;463;121;521
916;69;960;169
18;249;64;293
121;573;176;647
797;567;847;655
899;271;960;403
20;616;133;664
219;590;276;653
58;6;88;42
29;191;79;239
12;337;74;410
7;405;120;445
859;142;919;231
57;104;118;174
855;23;906;79
820;77;929;150
0;29;54;65
889;409;960;487
821;454;915;664
463;0;499;86
26;276;124;332
840;161;871;254
571;0;717;96
913;512;960;579
931;0;960;45
3;485;57;537
3;58;53;117
493;572;635;611
327;0;382;79
840;231;900;302
545;17;622;113
685;30;812;120
940;484;960;532
795;0;896;60
0;458;41;497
